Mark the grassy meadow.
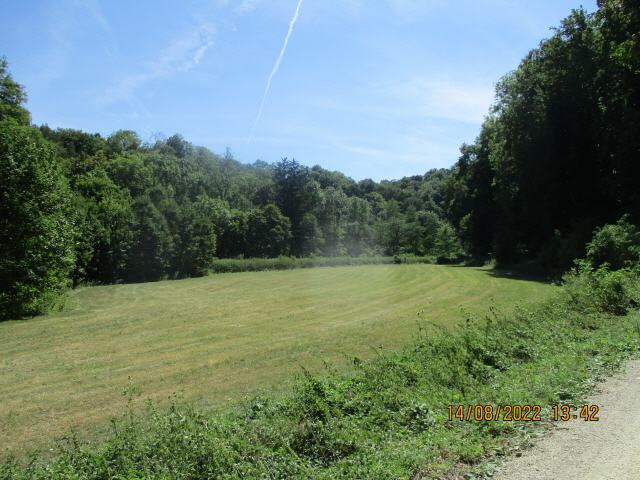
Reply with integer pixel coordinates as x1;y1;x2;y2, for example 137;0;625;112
0;264;552;454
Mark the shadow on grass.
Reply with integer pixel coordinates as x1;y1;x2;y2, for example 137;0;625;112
444;264;553;284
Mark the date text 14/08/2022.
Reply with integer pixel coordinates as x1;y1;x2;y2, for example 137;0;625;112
447;404;600;422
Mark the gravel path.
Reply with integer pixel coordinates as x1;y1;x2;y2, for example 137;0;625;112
494;360;640;480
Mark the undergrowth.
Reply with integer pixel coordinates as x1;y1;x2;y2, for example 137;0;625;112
2;267;639;479
208;255;435;274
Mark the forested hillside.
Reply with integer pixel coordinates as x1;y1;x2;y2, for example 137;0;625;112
0;57;461;319
1;0;639;320
444;0;640;270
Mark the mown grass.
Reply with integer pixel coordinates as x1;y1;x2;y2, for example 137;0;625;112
0;264;551;455
1;266;638;479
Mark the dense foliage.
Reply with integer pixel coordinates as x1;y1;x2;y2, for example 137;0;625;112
2;243;638;478
0;62;460;319
0;59;76;318
51;137;459;278
585;215;640;270
445;0;640;270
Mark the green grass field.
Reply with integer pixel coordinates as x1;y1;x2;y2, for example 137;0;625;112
0;264;552;454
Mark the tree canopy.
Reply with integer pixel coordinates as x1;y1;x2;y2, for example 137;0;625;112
445;0;640;270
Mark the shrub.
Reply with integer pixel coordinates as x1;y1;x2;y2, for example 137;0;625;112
586;215;640;270
562;261;640;315
208;255;434;274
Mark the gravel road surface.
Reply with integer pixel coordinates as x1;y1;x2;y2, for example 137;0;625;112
495;360;640;480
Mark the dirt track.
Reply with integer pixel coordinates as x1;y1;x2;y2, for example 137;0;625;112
495;360;640;480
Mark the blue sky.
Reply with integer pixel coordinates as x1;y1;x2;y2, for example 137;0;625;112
2;0;596;180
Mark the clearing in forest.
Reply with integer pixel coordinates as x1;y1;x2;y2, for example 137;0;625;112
0;264;552;453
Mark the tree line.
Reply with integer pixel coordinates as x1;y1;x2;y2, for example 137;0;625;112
0;58;461;318
442;0;640;271
1;0;638;319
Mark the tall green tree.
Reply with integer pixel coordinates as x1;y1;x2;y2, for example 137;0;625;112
246;204;292;257
317;187;348;256
73;171;134;283
446;2;640;269
344;197;373;256
273;158;317;255
0;57;29;125
0;122;76;318
126;196;174;282
174;196;218;277
299;213;323;256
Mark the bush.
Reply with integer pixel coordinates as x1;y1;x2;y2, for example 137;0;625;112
563;261;640;315
586;216;640;270
208;255;434;274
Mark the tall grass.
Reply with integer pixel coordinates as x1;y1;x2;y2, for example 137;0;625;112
208;255;435;274
1;267;639;479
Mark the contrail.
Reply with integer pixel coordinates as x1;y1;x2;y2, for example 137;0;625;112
247;0;303;143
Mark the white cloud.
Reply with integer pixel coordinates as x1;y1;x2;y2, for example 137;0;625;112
102;22;215;104
335;143;390;158
38;0;112;82
80;0;112;33
391;77;494;124
334;129;458;170
387;0;447;18
298;75;494;125
237;0;260;14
